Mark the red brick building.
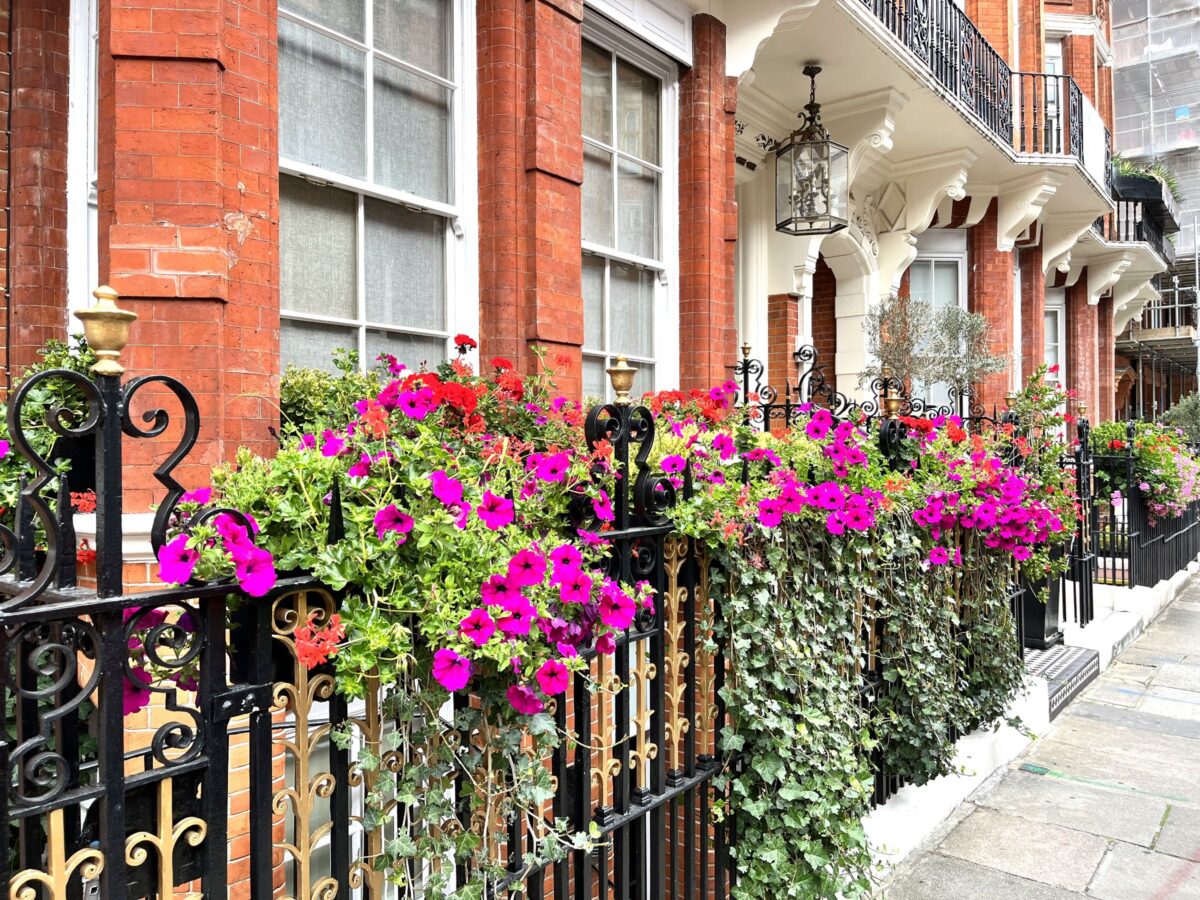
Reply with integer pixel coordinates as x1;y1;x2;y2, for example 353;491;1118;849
0;0;1171;484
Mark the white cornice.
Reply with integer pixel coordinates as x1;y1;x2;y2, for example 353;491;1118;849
1043;12;1113;65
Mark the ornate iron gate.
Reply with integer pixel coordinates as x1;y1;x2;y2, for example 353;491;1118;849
1;323;731;897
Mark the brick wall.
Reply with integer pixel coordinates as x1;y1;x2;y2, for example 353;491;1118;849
0;0;9;389
1097;295;1114;421
966;0;1011;63
812;257;836;367
679;15;737;390
1019;0;1043;72
967;201;1016;409
97;0;279;510
477;0;584;397
8;0;69;375
1065;280;1098;418
766;292;796;393
1020;244;1045;378
1063;33;1096;104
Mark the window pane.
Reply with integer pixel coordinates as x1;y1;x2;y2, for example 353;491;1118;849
366;329;447;373
1044;312;1060;368
616;60;659;164
281;319;358;371
374;0;450;77
280;176;357;319
610;263;654;359
583;254;604;350
933;260;959;308
280;19;366;178
364;199;446;330
909;260;931;304
583;356;607;400
281;0;365;41
617;160;658;259
374;59;450;202
582;42;612;144
583;146;614;246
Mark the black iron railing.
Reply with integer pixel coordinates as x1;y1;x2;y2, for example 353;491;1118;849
1097;200;1171;262
859;0;1013;144
1014;72;1085;164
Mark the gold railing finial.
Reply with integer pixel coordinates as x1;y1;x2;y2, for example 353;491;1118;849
607;355;637;406
741;341;752;359
75;285;137;376
1004;391;1018;410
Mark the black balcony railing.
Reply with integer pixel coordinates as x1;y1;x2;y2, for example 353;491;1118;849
1014;72;1085;164
1097;200;1171;262
860;0;1013;144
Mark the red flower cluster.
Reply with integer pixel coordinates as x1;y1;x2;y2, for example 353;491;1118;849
1108;439;1127;451
294;613;346;670
71;490;97;513
454;333;478;352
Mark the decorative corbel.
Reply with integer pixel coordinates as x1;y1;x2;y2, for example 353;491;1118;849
1086;251;1135;306
1040;212;1100;274
1115;283;1158;335
996;172;1064;252
822;88;910;191
726;0;823;80
963;186;998;228
885;149;977;236
876;231;918;299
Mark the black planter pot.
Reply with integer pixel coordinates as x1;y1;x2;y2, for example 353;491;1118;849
1021;546;1065;651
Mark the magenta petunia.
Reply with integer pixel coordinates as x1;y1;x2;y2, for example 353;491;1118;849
124;667;153;716
347;453;373;478
481;573;520;607
459;608;496;648
928;547;950;566
321;432;346;457
236;548;278;597
599;582;637;630
497;596;538;637
506;683;545;715
432;648;473;693
536;451;570;483
0;439;9;459
398;388;434;420
507;548;547;587
594;632;617;655
549;544;582;576
661;454;687;475
536;659;570;696
558;569;594;605
157;533;198;585
576;528;610;548
477;491;515;530
374;504;415;543
215;513;256;561
181;486;211;505
429;470;465;506
757;498;784;528
592;489;615;522
711;433;735;461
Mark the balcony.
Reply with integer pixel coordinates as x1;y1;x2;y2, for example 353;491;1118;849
1095;200;1174;264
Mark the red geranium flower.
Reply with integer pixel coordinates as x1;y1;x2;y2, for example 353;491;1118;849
454;333;478;352
491;357;514;372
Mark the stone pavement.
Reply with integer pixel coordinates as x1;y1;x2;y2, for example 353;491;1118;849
881;580;1200;899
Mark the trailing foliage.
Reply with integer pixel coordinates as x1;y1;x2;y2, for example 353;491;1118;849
1162;392;1200;444
278;348;383;436
1091;419;1200;523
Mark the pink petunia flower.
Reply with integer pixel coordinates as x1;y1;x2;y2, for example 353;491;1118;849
477;491;514;530
594;632;617;655
576;529;610;548
558;569;594;605
536;659;570;696
928;547;950;566
592;490;615;522
0;439;9;459
180;487;211;505
374;504;415;543
497;596;538;637
506;683;545;715
321;431;346;457
429;470;465;506
661;455;687;475
550;544;582;575
432;648;473;692
598;582;636;630
236;548;278;597
536;451;570;483
507;548;547;587
157;533;198;585
711;433;735;461
459;608;496;648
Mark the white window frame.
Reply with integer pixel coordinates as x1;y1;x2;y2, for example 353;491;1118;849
909;230;967;405
581;16;680;396
277;1;478;372
1045;287;1067;385
66;0;99;323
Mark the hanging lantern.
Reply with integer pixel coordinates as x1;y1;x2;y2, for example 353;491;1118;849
775;65;849;236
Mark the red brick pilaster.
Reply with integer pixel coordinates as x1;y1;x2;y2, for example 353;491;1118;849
967;201;1016;409
1097;295;1114;422
97;0;279;508
1066;280;1098;418
1018;0;1043;72
8;0;69;375
1063;33;1096;104
812;258;836;367
966;0;1011;64
679;14;737;390
477;0;583;396
0;0;10;388
1020;244;1045;380
766;293;796;392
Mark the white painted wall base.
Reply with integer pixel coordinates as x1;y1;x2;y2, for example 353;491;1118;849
863;555;1200;877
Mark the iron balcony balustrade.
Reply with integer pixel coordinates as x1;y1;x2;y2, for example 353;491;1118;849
857;0;1099;172
1093;200;1173;264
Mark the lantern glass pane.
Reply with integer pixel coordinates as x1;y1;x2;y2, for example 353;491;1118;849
829;142;849;225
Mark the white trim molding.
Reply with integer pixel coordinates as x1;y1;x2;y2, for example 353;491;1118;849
584;0;694;65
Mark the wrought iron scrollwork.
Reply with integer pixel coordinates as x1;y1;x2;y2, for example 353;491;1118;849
2;370;106;608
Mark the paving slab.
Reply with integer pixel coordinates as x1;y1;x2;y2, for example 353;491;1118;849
1023;737;1200;807
1155;806;1200;862
1082;679;1147;708
1087;842;1200;899
1138;684;1200;723
1070;699;1200;741
1155;660;1200;693
935;807;1108;892
881;852;1083;899
974;768;1167;847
